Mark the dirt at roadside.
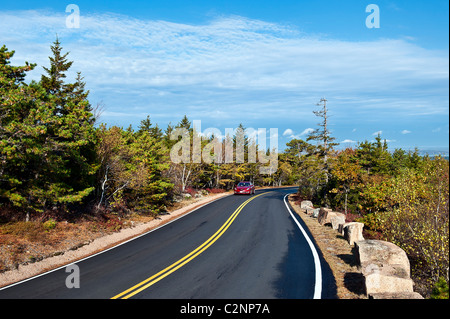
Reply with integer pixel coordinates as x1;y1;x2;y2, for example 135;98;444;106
288;194;366;299
0;192;231;288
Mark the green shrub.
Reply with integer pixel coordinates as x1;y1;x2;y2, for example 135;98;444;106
430;277;449;299
42;219;57;231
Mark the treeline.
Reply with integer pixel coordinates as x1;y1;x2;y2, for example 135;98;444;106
0;40;286;220
1;40;448;296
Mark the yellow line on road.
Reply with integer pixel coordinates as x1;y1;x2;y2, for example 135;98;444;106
111;192;269;299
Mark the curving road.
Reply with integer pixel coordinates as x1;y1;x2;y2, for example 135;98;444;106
0;187;336;299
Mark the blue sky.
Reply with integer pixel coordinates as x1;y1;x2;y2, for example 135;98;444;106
1;0;448;153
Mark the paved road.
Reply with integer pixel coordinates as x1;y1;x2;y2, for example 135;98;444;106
0;187;336;299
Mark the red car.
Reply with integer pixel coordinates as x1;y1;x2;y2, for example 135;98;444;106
234;181;255;195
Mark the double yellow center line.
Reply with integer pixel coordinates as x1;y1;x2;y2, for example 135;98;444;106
112;192;268;299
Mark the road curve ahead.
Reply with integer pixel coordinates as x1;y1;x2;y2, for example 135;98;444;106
0;187;336;299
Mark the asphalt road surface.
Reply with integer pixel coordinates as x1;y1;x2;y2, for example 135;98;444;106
0;187;336;299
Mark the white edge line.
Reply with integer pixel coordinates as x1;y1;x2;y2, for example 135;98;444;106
283;193;322;299
0;193;232;291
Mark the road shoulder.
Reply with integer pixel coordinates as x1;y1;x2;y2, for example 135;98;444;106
288;194;366;299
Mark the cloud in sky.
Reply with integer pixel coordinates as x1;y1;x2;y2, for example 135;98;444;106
401;130;412;134
372;130;383;136
282;128;315;140
0;9;448;150
300;128;315;136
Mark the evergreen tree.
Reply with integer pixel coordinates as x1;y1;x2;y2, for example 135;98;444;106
284;139;314;185
38;38;98;208
356;134;392;175
150;123;163;140
0;40;97;218
0;45;45;214
307;98;338;184
68;72;92;113
137;115;163;141
40;37;74;115
177;115;191;129
163;122;174;149
129;128;173;214
137;115;153;134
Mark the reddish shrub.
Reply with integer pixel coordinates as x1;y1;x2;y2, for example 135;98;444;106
206;188;225;194
184;187;197;197
345;212;360;223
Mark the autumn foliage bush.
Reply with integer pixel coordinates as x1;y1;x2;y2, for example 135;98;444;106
375;158;449;296
326;146;449;297
304;134;449;297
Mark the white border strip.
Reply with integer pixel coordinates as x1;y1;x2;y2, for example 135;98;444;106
283;193;322;299
0;193;232;291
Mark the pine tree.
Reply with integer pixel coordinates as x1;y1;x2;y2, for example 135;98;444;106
68;72;92;113
40;37;73;114
0;39;97;217
138;115;153;134
307;98;338;183
0;45;71;217
129;128;173;214
356;134;392;175
1;45;41;213
38;38;98;207
136;115;163;141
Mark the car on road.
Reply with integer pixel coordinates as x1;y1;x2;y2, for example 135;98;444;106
234;181;255;195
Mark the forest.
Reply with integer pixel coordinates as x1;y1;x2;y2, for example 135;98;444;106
1;40;448;298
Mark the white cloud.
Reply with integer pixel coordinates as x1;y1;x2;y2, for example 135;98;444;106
372;130;383;136
0;10;448;131
341;139;356;143
281;128;314;140
401;129;412;134
300;128;315;136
